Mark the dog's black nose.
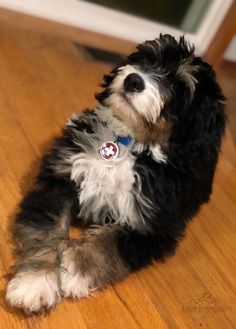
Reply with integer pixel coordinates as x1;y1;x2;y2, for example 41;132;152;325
123;73;145;93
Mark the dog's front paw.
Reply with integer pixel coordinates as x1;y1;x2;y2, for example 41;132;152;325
6;269;61;313
60;247;94;299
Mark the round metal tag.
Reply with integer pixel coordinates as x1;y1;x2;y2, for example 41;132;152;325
99;141;119;161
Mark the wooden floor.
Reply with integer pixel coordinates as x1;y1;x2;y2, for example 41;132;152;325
0;11;235;329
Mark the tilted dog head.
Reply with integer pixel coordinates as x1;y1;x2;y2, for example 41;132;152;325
96;34;225;147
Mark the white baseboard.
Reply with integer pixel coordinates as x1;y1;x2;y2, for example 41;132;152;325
0;0;233;54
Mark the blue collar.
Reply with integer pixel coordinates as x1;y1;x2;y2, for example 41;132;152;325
115;135;133;147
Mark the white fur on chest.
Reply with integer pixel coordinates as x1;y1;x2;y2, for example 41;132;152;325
66;108;165;229
70;141;144;228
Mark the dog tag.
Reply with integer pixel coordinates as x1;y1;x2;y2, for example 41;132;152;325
99;141;119;161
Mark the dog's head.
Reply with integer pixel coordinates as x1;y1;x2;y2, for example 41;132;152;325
96;34;225;147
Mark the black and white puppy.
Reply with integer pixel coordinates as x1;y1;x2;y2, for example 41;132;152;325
6;34;226;313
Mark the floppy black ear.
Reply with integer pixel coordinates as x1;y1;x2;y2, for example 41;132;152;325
192;61;226;149
173;59;226;150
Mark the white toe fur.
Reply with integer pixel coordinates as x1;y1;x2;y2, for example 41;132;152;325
6;270;60;312
60;248;93;299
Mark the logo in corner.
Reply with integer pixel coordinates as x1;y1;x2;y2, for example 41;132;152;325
182;292;232;314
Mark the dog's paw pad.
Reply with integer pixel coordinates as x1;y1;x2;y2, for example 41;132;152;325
6;270;60;313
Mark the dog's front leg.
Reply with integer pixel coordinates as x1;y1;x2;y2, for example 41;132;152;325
6;177;74;313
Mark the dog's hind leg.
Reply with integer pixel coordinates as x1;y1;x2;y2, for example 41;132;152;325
60;224;130;298
60;223;179;299
6;176;74;313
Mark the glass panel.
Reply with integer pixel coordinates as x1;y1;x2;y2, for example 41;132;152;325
84;0;212;33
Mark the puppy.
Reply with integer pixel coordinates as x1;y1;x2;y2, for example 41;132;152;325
6;34;226;313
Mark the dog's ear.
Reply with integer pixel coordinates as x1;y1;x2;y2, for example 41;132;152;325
173;59;226;149
192;61;226;149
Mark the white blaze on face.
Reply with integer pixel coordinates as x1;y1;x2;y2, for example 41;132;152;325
107;65;164;123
